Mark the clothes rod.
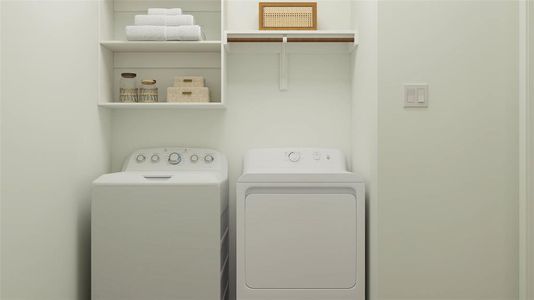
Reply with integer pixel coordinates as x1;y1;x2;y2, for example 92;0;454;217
226;37;355;43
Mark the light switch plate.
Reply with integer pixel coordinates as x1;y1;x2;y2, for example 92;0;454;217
404;84;428;108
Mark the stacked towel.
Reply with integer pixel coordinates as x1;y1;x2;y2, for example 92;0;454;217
126;25;165;41
134;15;194;26
126;25;203;41
148;8;182;15
166;25;202;41
126;8;203;41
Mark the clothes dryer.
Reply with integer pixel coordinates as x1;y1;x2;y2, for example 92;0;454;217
236;148;365;300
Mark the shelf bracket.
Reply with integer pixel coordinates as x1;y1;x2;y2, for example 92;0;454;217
280;36;288;91
223;31;230;51
349;32;359;52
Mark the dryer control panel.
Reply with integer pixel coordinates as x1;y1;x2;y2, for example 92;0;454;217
122;147;226;172
243;148;347;174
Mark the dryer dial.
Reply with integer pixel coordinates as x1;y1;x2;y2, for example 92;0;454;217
204;154;214;163
168;152;182;165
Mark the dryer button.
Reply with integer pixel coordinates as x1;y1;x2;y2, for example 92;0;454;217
288;152;300;162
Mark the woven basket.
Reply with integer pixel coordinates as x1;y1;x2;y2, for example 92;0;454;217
167;87;210;103
174;76;205;87
259;2;317;30
119;88;138;103
139;88;158;103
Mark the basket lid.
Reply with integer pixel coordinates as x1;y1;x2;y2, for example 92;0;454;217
142;79;157;85
121;72;137;78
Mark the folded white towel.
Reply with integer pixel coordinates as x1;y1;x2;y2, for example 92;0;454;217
147;8;182;15
126;25;203;41
134;15;194;26
166;25;203;41
125;25;165;41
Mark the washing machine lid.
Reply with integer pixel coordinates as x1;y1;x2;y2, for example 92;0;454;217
93;171;225;186
240;148;364;183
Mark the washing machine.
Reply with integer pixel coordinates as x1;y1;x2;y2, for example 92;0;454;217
236;148;365;300
92;147;229;300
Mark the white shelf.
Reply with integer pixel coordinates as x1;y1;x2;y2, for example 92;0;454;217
98;102;226;110
224;30;358;54
98;0;225;109
100;41;222;53
225;30;357;36
225;30;358;45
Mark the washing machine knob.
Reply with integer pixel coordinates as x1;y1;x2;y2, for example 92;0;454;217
151;154;160;162
168;152;182;165
288;152;300;162
136;154;146;163
204;154;214;163
190;154;199;163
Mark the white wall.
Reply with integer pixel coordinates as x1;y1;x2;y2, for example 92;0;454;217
351;0;378;298
0;1;110;300
0;0;3;295
366;1;518;299
110;53;352;171
528;2;534;299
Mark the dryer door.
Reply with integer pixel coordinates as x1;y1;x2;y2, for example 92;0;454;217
244;193;357;289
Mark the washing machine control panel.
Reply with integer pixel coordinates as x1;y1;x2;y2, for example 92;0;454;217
244;148;347;173
123;147;224;171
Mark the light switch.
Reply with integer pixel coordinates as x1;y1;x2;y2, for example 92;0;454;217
404;84;428;108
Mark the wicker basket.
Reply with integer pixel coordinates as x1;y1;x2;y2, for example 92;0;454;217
174;76;205;87
119;88;138;103
259;2;317;30
167;87;210;103
138;88;158;103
